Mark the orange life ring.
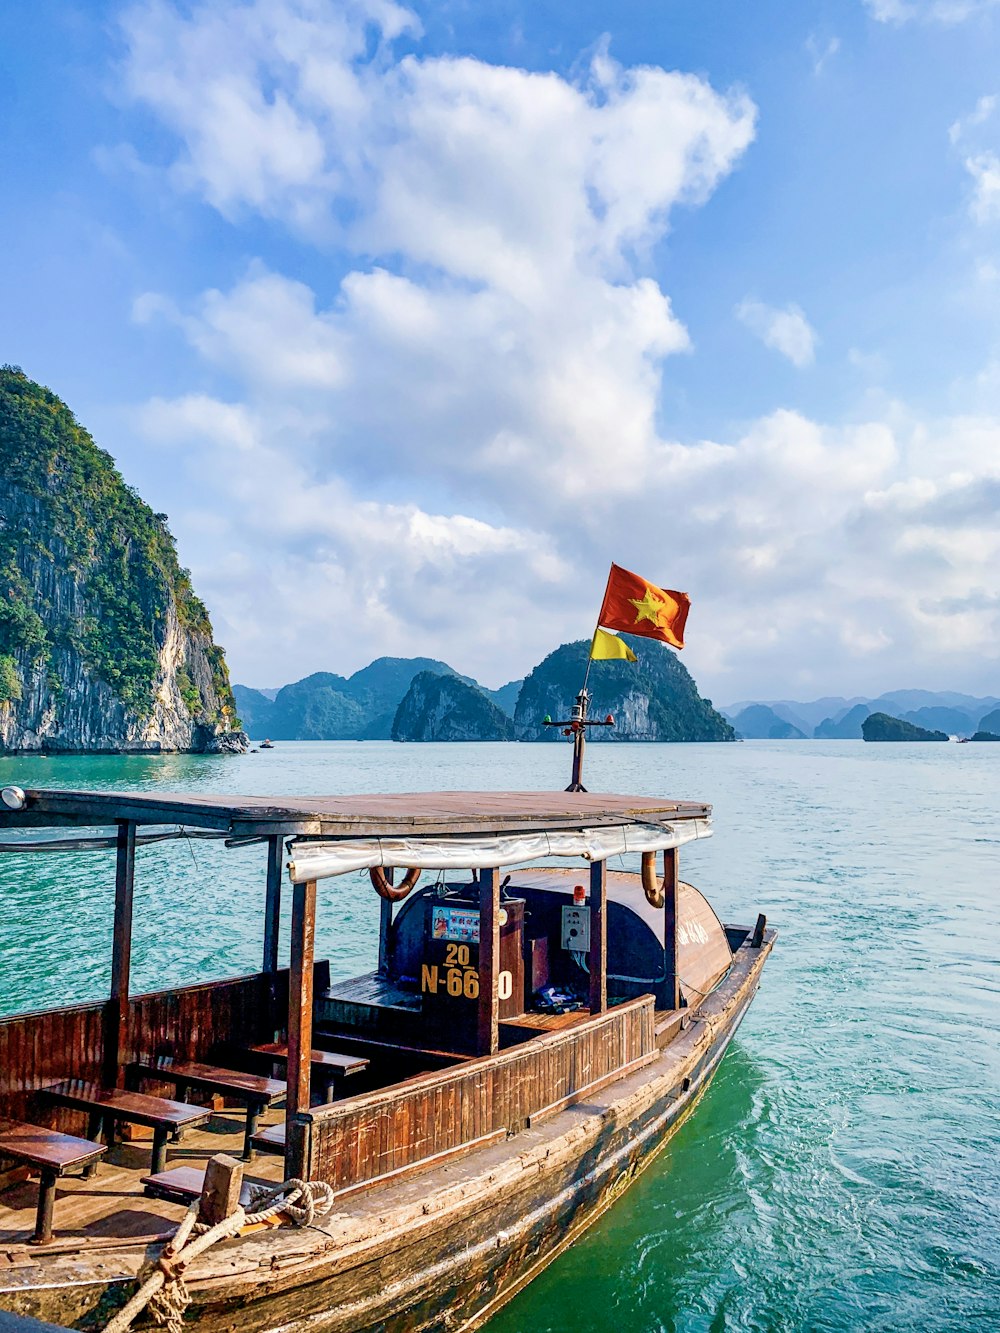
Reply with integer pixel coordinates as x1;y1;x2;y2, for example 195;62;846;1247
369;866;420;902
641;851;665;909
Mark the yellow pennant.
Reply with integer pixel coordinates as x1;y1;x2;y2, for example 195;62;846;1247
590;628;637;662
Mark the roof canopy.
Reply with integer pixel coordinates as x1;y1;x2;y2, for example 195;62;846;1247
0;788;711;840
286;818;712;883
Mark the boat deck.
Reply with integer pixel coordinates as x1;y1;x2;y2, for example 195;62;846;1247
0;1106;286;1247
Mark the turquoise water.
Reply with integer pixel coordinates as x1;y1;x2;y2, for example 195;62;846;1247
1;741;998;1330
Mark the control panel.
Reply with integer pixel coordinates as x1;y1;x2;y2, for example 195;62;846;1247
560;904;591;952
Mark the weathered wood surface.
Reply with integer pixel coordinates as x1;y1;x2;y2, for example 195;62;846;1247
130;1061;285;1103
42;1083;211;1132
588;858;607;1014
198;1154;243;1226
101;821;135;1088
0;967;322;1136
306;995;655;1192
285;879;317;1178
0;931;775;1333
477;867;500;1057
0;1113;286;1245
0;1120;104;1174
2;789;711;837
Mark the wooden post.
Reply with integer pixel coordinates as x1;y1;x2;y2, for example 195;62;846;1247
588;858;607;1014
477;867;500;1056
285;878;316;1178
103;820;136;1087
663;847;680;1010
263;834;282;1040
199;1153;244;1226
377;897;393;975
262;835;282;973
377;870;393;976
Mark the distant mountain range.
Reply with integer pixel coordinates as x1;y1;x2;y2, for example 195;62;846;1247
720;691;1000;740
234;658;520;741
235;636;734;743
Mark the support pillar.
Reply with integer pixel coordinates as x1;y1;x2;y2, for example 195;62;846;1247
262;835;282;973
262;834;282;1039
663;847;680;1010
477;867;500;1056
102;820;135;1087
588;858;607;1014
377;870;394;976
285;878;316;1179
377;898;393;976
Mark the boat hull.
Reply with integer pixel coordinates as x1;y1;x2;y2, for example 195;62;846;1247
0;932;773;1333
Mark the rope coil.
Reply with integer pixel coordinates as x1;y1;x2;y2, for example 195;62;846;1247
101;1178;335;1333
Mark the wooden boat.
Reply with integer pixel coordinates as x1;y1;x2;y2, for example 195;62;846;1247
0;785;774;1332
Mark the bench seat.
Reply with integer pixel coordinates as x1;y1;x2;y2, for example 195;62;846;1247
0;1116;105;1245
140;1163;272;1206
41;1080;212;1174
250;1122;285;1156
130;1060;286;1161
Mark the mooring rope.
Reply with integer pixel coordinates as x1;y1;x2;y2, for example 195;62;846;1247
101;1179;336;1333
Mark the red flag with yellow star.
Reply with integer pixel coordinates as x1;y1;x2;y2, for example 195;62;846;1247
597;563;690;650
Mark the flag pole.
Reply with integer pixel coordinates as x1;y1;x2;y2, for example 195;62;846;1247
565;566;614;792
542;565;617;791
581;565;613;697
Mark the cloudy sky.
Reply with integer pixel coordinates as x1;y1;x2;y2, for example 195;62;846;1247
4;0;1000;703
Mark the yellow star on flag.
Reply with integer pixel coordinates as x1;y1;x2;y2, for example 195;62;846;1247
629;588;678;630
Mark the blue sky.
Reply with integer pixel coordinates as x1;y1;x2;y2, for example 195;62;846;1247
3;0;1000;702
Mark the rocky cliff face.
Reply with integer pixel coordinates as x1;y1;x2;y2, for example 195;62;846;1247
392;671;515;741
0;366;247;753
514;637;735;742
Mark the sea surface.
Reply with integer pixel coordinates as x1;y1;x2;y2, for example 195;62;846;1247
0;741;998;1331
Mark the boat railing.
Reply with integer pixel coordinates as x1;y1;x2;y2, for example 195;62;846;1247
0;963;329;1133
298;994;657;1195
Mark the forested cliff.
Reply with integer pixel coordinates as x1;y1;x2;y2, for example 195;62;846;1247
0;366;246;753
514;637;735;742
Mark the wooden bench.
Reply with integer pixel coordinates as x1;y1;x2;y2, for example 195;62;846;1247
140;1163;271;1206
0;1116;105;1245
41;1081;212;1175
248;1043;369;1102
130;1060;286;1161
250;1122;285;1157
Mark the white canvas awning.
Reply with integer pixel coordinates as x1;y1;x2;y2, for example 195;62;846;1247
286;818;712;884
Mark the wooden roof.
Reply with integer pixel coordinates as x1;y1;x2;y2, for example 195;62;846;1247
0;789;711;838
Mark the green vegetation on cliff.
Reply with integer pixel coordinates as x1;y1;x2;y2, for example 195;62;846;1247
514;637;735;742
861;712;948;742
392;671;515;741
0;365;241;746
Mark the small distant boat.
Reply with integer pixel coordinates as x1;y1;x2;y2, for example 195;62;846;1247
259;739;274;749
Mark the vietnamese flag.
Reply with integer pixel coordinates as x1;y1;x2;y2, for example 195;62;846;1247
597;563;690;650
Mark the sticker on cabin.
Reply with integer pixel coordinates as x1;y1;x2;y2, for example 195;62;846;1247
430;905;480;944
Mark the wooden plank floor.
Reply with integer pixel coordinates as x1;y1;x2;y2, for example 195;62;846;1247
0;1108;287;1246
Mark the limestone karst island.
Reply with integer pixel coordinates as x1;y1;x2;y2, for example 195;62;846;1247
0;367;247;754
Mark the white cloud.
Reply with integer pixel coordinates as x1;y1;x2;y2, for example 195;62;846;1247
119;1;754;504
866;0;999;23
116;1;1000;698
736;299;818;367
948;96;1000;225
965;151;1000;223
805;35;840;75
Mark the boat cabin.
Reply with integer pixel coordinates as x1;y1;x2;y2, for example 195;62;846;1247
0;786;738;1248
